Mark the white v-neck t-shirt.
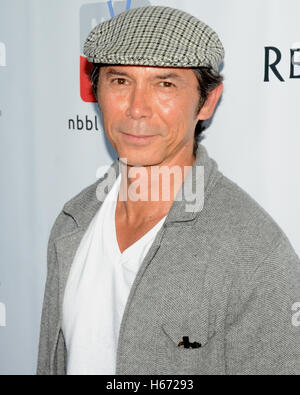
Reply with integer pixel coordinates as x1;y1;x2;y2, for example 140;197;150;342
62;173;167;375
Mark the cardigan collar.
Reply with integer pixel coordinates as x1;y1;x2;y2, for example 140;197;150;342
62;143;220;229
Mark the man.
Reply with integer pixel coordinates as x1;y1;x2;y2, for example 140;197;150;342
37;6;300;375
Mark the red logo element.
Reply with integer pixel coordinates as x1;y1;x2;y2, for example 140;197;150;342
80;56;97;103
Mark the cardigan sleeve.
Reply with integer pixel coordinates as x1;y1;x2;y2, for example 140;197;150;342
36;211;68;375
224;233;300;375
36;233;57;375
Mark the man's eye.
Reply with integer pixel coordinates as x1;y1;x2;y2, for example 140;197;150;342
111;78;127;85
159;81;175;88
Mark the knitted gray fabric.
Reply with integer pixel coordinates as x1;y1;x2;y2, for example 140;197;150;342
83;6;225;74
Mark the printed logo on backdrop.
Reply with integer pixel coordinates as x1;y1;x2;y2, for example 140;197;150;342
80;0;151;103
264;42;300;81
68;0;151;133
0;302;6;327
0;41;6;119
0;42;6;67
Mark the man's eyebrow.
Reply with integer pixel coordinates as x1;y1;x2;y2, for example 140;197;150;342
104;69;130;78
104;68;185;81
153;73;185;81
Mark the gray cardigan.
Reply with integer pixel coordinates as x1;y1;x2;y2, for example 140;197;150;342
37;143;300;375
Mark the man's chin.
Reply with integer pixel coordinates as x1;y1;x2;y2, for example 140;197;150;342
118;153;162;168
119;159;155;168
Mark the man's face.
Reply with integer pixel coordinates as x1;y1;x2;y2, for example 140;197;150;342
97;65;204;167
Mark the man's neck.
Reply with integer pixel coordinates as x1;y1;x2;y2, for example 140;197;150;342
116;149;196;228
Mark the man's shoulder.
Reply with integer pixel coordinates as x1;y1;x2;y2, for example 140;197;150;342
49;175;106;242
198;171;299;273
62;177;101;214
50;159;120;241
212;172;284;238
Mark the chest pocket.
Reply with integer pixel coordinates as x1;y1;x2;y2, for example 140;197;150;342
156;316;217;375
152;249;230;375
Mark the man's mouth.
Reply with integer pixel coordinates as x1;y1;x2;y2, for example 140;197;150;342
121;132;158;144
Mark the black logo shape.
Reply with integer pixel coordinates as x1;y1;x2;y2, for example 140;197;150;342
178;336;202;349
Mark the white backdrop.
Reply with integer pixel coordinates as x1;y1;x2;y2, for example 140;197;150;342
0;0;299;374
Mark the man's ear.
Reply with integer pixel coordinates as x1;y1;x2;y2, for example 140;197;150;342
197;82;223;121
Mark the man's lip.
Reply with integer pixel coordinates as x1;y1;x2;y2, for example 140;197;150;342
122;132;156;138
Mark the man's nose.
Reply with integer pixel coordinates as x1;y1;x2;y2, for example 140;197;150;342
126;86;152;120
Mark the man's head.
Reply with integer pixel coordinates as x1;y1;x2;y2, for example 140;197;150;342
90;64;222;167
90;63;223;161
84;6;224;166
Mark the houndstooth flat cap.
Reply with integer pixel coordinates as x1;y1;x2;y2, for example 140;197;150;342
83;6;225;75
